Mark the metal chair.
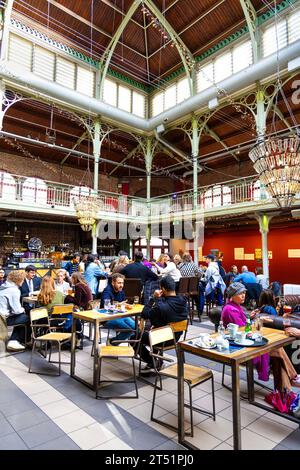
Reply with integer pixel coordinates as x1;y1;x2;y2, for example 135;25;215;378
149;325;215;437
28;307;71;376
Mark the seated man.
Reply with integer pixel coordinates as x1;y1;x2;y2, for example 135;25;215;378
101;273;135;344
20;265;42;314
0;271;31;351
138;275;188;373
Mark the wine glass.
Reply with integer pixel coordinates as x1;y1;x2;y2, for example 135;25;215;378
133;296;139;305
254;318;263;340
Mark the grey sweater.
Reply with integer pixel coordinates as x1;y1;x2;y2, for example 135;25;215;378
0;281;25;318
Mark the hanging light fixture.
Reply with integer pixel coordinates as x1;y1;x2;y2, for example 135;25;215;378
73;194;100;231
249;134;300;208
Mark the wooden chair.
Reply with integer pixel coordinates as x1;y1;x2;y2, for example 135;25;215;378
123;278;142;303
95;334;141;399
149;326;215;437
28;307;71;376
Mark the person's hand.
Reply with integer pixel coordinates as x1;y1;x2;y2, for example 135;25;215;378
153;289;163;298
285;327;300;338
250;309;259;319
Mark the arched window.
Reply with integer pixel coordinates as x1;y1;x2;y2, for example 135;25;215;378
22;177;47;205
134;237;169;260
0;172;16;200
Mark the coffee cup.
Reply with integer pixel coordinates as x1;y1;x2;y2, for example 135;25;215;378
235;332;246;343
227;323;239;339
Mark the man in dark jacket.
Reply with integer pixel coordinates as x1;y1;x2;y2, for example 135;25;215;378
122;251;158;286
138;275;188;373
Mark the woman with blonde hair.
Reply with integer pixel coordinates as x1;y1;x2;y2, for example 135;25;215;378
55;269;70;294
113;255;129;274
0;270;30;351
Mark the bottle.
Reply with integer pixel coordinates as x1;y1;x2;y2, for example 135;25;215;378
245;317;252;333
218;320;225;338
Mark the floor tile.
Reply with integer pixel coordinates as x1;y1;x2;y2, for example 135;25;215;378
194;394;231;414
17;420;65;448
53;409;96;433
213;442;233;450
126;401;166;423
218;405;262;427
68;422;115;449
196;415;234;441
278;429;300;450
154;439;186;450
225;428;275;450
93;437;133;450
6;408;49;432
247;416;295;444
0;397;37;418
30;389;65;407
184;427;222;450
120;423;171;450
0;432;28;450
32;435;81;450
0;415;15;438
100;409;146;438
264;411;299;430
20;380;53;396
41;398;79;419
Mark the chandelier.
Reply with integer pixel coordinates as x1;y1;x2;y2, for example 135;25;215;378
73;195;100;231
249;135;300;208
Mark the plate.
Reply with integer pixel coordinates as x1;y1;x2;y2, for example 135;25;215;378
232;338;254;346
192;340;217;349
227;335;269;347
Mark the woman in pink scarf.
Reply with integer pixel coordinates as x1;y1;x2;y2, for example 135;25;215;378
222;282;269;382
222;282;300;390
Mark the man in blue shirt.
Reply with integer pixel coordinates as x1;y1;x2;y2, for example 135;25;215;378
234;265;257;284
101;273;135;344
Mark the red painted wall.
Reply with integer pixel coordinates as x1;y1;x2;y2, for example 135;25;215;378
202;226;300;285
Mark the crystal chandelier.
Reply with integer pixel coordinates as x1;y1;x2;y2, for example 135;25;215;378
249;135;300;208
73;195;100;231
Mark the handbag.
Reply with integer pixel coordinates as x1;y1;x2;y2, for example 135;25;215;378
98;279;108;293
265;389;297;414
291;392;300;418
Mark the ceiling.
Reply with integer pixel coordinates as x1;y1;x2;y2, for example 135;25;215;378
0;0;299;192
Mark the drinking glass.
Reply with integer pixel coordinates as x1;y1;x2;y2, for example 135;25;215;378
283;317;291;334
113;301;118;310
104;299;110;311
255;318;263;340
133;296;139;305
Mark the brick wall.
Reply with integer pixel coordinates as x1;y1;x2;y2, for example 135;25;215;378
0;152;119;193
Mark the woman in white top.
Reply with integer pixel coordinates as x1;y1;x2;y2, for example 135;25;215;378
154;253;181;291
55;269;70;294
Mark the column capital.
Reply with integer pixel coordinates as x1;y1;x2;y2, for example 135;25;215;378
253;211;280;233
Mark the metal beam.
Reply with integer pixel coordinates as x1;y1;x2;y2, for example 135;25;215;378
60;131;88;165
143;0;194;95
99;0;143;29
99;1;140;99
271;104;294;133
240;0;259;62
203;124;240;162
108;144;142;176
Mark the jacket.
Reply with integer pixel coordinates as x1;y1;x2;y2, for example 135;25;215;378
205;262;226;295
0;281;25;318
84;262;107;295
157;262;181;282
20;276;41;298
122;262;158;285
142;295;188;340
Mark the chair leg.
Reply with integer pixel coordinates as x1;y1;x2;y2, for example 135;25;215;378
48;342;52;363
150;374;159;421
211;376;216;421
188;385;194;438
58;341;61;376
95;357;102;399
132;358;138;399
28;340;36;373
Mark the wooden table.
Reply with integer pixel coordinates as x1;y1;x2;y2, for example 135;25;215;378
70;305;144;391
22;295;38;305
177;327;296;450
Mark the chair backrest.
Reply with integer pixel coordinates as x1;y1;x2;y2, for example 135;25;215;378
51;304;74;315
188;276;199;294
149;325;175;348
177;277;189;295
123;278;142;299
30;307;49;323
169;319;188;333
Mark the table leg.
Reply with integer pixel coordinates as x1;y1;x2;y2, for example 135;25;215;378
231;362;242;450
246;360;255;403
177;346;185;444
93;319;100;391
70;315;76;377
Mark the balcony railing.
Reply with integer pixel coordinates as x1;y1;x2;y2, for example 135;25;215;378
0;172;294;219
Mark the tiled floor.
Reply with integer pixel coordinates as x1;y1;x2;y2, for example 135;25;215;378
0;318;299;450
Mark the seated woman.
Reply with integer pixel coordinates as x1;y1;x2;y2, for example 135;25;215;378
222;282;300;390
256;289;278;316
64;272;93;310
37;276;81;346
55;269;70;295
0;270;31;351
